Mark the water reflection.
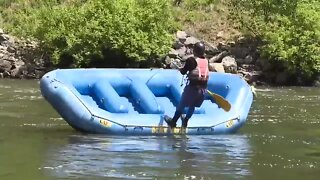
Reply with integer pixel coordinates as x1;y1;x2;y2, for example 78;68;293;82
43;134;252;179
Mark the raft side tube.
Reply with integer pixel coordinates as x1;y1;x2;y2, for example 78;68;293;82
40;75;93;131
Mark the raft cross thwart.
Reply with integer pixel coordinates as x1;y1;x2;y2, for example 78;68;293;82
40;68;253;135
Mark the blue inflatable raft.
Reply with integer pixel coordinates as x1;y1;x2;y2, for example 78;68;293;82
40;68;253;135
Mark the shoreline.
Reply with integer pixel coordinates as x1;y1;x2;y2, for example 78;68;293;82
0;29;319;87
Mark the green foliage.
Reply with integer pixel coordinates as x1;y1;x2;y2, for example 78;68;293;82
230;0;320;79
1;0;176;67
182;0;218;10
2;0;319;80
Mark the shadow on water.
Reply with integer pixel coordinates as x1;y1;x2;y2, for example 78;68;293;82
42;134;252;179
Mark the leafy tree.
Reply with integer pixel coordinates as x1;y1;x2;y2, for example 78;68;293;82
230;0;320;81
1;0;176;67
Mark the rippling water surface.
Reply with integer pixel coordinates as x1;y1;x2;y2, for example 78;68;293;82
0;79;319;180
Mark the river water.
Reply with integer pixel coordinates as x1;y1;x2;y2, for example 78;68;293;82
0;79;319;180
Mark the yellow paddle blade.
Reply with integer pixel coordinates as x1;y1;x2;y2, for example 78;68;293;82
207;90;231;112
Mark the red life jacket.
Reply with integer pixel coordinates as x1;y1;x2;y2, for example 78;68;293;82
187;58;209;82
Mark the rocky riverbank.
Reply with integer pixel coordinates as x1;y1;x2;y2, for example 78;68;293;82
163;31;265;85
164;31;319;86
0;28;319;86
0;28;50;79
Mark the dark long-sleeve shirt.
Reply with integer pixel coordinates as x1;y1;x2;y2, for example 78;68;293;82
179;56;208;88
179;56;197;75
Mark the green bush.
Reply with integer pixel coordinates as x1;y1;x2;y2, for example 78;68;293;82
182;0;218;10
1;0;176;67
230;0;320;79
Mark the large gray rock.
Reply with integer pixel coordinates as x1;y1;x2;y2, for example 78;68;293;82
10;67;22;78
6;46;16;53
217;41;229;51
209;62;225;73
205;44;220;56
0;34;10;42
222;56;237;73
168;48;179;58
0;30;47;79
229;47;250;59
184;36;200;46
209;51;229;63
170;59;182;69
243;71;263;84
173;40;184;49
0;59;12;72
176;31;187;42
164;55;171;65
0;45;7;51
176;46;187;58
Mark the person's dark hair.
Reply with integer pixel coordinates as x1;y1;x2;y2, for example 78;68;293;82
193;42;205;57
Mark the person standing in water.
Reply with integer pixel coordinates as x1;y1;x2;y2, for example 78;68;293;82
164;42;209;128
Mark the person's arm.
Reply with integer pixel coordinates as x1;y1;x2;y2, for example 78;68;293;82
179;63;189;75
179;57;197;75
